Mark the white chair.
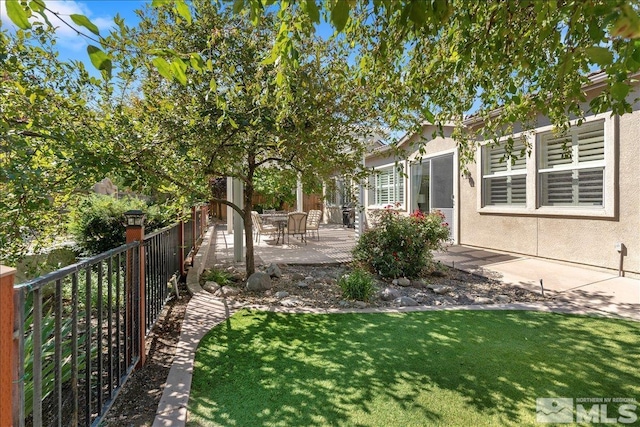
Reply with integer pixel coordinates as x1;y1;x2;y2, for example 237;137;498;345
286;212;307;244
251;211;277;242
306;209;322;241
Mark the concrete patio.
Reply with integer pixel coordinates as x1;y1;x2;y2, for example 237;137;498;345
213;223;356;266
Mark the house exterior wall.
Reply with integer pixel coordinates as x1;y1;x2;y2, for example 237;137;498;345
459;91;640;275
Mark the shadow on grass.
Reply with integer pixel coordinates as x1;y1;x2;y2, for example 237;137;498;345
187;310;640;426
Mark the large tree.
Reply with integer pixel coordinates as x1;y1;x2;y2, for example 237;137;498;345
103;2;378;274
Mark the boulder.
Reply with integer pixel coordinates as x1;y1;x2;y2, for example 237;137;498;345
427;285;453;295
354;301;368;309
203;281;220;294
280;297;304;307
246;272;273;291
275;291;289;298
394;296;418;307
220;286;240;296
495;294;511;304
474;296;493;304
395;277;412;287
379;287;401;301
265;263;282;278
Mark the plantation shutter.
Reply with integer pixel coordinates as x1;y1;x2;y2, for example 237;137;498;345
539;120;605;207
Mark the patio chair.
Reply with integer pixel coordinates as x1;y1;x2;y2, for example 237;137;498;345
286;211;307;244
251;211;277;242
306;209;322;241
263;209;276;215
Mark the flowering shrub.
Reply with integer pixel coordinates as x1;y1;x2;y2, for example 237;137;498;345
353;208;450;278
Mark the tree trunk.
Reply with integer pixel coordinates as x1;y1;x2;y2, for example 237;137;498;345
244;185;255;276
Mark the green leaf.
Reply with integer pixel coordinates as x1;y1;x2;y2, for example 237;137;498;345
611;82;630;101
408;1;426;25
70;14;100;36
305;0;320;23
585;46;613;66
171;58;188;85
331;0;350;32
152;57;174;81
233;0;244;14
6;0;32;29
175;0;192;25
86;45;111;78
151;0;172;7
29;0;44;13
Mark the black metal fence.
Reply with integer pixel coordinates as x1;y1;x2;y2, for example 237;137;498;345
143;224;181;334
11;205;209;426
14;242;142;427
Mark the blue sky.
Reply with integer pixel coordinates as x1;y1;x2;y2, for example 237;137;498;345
2;0;147;64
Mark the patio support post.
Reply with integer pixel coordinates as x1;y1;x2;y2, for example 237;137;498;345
356;155;366;238
296;173;304;212
232;177;244;262
0;266;16;426
226;177;233;234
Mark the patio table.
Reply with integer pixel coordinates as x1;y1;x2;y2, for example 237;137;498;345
259;213;289;244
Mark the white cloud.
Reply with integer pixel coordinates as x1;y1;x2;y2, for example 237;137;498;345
1;1;119;52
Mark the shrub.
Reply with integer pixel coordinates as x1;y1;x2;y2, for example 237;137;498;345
201;268;231;286
69;195;175;255
353;207;450;279
338;268;375;301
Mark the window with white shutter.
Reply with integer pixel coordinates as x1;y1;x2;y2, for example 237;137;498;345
372;165;405;207
482;140;527;206
539;121;605;207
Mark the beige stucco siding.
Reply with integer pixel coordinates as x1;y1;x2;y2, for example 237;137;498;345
459;109;640;275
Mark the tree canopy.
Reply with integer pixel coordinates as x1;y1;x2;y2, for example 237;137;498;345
4;0;640;266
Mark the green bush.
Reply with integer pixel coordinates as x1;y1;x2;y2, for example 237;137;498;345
338;268;375;301
353;208;450;279
201;268;231;286
69;195;175;255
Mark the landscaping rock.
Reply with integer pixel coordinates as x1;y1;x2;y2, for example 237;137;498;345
203;281;220;294
339;300;350;308
392;277;412;287
427;285;453;295
291;273;306;280
275;291;289;298
394;296;418;307
495;294;511;303
413;292;430;302
220;286;240;296
474;296;493;304
280;297;304;308
379;288;401;301
354;301;368;309
297;281;309;288
412;279;428;288
266;263;282;278
246;272;272;291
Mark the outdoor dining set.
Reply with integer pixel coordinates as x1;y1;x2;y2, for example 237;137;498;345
250;209;322;245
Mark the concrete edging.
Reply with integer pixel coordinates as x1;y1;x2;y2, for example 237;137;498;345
185;225;216;296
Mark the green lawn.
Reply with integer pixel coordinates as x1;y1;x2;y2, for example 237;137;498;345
187;310;640;426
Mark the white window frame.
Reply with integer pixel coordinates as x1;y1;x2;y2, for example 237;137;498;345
369;163;405;209
481;139;528;207
538;120;605;208
477;113;616;218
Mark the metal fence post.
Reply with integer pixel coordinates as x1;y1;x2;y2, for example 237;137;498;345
125;211;146;368
191;206;197;248
179;218;186;277
0;265;16;426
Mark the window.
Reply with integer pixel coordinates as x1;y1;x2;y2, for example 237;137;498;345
370;165;404;207
327;177;353;207
482;140;527;206
538;120;605;207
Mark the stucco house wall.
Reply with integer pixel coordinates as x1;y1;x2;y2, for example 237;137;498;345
364;76;640;276
459;85;640;275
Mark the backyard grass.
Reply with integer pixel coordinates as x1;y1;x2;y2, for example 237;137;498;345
187;310;640;426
